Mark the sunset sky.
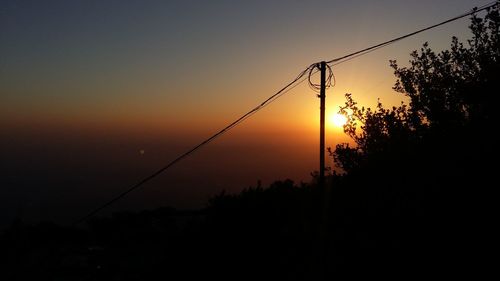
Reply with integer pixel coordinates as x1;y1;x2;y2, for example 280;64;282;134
1;0;492;226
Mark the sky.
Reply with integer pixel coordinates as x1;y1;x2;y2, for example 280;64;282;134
0;0;494;226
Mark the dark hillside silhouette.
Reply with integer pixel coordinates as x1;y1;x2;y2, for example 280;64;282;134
1;5;498;280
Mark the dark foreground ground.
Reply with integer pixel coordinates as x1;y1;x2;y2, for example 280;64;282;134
1;170;495;280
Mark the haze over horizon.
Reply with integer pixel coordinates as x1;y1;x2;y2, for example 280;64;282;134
1;0;492;226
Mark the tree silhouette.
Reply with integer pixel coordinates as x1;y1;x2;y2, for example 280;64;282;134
330;5;499;279
334;4;500;173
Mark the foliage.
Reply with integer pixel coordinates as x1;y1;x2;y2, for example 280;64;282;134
328;6;499;278
391;8;500;128
334;4;500;173
333;94;415;173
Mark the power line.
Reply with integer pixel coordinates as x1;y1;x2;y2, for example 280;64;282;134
73;63;315;225
74;2;498;224
326;1;499;66
305;2;499;89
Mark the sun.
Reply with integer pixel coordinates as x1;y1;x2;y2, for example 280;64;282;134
329;113;347;128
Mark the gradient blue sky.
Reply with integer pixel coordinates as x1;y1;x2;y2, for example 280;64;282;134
0;0;493;225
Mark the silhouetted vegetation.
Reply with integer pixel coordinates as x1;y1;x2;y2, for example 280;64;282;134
2;6;498;280
330;5;499;279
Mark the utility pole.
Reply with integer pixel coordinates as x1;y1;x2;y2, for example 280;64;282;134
319;61;326;186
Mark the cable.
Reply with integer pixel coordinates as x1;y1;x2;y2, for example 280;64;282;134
73;63;315;225
308;63;334;92
326;1;499;66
